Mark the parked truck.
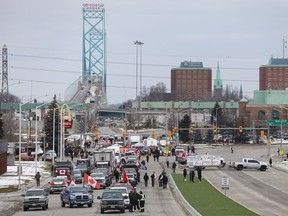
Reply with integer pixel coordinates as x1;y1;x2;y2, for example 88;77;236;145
52;161;74;178
230;158;268;171
93;149;115;170
186;155;225;169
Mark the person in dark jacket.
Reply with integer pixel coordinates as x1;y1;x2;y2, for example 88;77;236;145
150;171;156;187
146;154;150;163
35;172;41;187
197;167;202;182
162;173;168;189
189;168;195;183
158;172;163;187
172;161;177;173
143;173;149;187
183;168;187;181
129;190;135;212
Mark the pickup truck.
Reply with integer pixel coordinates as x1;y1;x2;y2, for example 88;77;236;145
60;186;93;208
23;188;49;211
231;158;268;171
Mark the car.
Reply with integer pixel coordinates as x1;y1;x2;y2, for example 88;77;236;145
73;169;82;184
90;172;107;189
109;187;130;209
97;190;126;214
42;150;57;161
125;168;139;183
48;177;68;194
113;182;134;193
95;168;113;186
126;173;137;187
140;146;151;155
23;188;49;211
60;186;93;208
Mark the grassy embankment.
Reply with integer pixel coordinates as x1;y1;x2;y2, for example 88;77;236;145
172;174;259;216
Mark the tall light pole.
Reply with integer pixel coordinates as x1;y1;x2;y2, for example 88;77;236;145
138;41;144;107
35;102;50;173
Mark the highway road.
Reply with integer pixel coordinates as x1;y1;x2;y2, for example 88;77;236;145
194;144;288;216
12;155;186;216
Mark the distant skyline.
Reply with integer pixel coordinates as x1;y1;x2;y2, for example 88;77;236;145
0;0;287;104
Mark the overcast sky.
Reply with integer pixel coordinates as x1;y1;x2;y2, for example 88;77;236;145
0;0;287;104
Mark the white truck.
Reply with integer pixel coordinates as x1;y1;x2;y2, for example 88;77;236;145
129;135;141;145
230;158;268;171
93;149;115;170
186;155;226;169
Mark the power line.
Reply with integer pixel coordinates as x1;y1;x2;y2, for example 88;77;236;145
1;53;261;71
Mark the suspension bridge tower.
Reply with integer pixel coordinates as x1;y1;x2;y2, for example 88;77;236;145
82;3;106;95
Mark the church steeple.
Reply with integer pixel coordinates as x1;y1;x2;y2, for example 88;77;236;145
214;61;223;99
214;61;223;89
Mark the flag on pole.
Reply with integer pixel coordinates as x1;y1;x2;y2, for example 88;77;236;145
84;173;101;189
69;178;76;187
122;169;129;183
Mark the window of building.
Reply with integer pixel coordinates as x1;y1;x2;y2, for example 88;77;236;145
268;72;271;76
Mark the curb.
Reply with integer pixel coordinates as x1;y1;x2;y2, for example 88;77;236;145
159;162;201;216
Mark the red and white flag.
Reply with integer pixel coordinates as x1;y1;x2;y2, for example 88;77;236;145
122;169;129;183
84;173;101;189
69;178;76;187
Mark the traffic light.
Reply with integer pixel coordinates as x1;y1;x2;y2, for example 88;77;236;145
189;126;194;133
213;125;217;134
167;130;172;138
91;125;95;132
260;130;265;137
122;131;127;140
152;131;156;139
239;126;243;133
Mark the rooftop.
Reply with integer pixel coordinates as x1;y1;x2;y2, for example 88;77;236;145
266;58;288;66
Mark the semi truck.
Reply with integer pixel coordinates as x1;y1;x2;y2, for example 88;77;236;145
51;161;74;178
93;149;115;170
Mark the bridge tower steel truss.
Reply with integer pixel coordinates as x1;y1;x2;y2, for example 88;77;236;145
82;4;106;94
1;45;9;103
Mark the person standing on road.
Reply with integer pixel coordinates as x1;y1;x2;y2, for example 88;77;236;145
189;168;195;183
146;154;150;163
129;190;135;212
143;173;149;187
162;173;168;189
197;167;202;183
166;158;170;168
151;171;156;187
139;191;145;212
231;147;234;153
269;157;272;167
158;172;163;187
172;161;177;173
35;171;41;187
183;167;187;181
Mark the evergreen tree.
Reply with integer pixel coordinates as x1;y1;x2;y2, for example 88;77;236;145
0;112;4;139
193;128;202;144
206;129;214;144
179;114;191;143
44;95;60;153
210;102;223;126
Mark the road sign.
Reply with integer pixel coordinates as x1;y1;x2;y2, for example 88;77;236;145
221;176;229;190
268;119;288;126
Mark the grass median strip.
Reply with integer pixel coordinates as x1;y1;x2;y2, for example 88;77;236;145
172;174;259;216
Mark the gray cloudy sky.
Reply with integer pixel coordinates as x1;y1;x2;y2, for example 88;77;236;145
0;0;287;104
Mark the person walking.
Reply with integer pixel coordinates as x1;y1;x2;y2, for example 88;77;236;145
197;167;202;182
231;147;234;153
35;171;41;187
146;154;150;163
158;172;163;187
189;168;195;183
166;159;170;168
143;172;149;187
139;191;146;212
269;157;272;167
183;167;187;181
150;171;156;187
162;173;168;189
172;161;177;173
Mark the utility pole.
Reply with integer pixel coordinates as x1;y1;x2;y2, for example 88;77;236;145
1;45;9;110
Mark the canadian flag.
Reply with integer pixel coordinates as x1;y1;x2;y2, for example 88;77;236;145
69;178;76;187
84;173;101;189
122;169;129;183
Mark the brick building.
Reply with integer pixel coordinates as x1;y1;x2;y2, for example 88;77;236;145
259;58;288;90
171;61;212;101
0;140;8;175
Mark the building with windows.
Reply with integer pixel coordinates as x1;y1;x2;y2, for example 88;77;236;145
171;61;212;101
259;58;288;90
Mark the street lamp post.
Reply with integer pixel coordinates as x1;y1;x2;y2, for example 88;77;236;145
35;102;50;173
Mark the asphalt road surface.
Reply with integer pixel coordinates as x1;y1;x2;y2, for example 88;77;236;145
193;143;288;216
12;155;186;216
